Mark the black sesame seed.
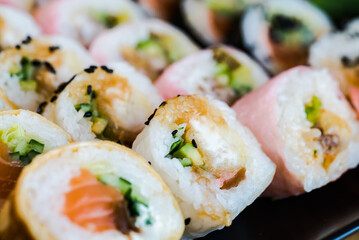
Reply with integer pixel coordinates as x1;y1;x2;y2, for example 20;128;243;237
84;67;96;73
31;59;42;67
159;101;167;107
54;75;76;93
177;94;181;97
36;102;47;114
22;36;32;44
50;95;57;102
101;65;113;73
171;130;178;137
44;61;56;74
49;46;60;53
91;90;97;99
15;45;21;50
185;218;191;225
144;108;157;125
148;161;151;165
116;140;122;144
87;85;92;95
192;139;197;148
84;111;92;117
341;56;351;67
89;65;97;69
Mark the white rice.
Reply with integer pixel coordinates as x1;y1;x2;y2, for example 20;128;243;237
0;5;40;48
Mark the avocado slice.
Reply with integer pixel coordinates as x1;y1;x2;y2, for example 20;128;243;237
230;66;254;97
172;142;203;166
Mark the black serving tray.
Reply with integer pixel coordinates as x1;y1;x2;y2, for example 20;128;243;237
201;167;359;240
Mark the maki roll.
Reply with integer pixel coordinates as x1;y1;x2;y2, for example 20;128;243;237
139;0;179;20
43;63;162;146
310;19;359;96
90;19;199;81
155;45;268;105
0;110;72;202
242;0;332;74
0;5;40;50
35;0;146;46
232;67;359;197
0;141;184;240
132;95;275;237
182;0;244;44
0;36;94;111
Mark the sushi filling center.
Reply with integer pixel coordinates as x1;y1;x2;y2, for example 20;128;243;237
63;168;152;234
0;124;44;165
305;96;350;169
212;47;254;104
91;11;130;29
166;123;246;189
10;57;56;94
121;33;180;81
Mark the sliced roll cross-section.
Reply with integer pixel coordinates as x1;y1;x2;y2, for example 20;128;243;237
43;63;162;146
133;95;275;238
242;0;332;74
0;141;184;240
0;110;72;203
155;45;268;105
0;36;94;111
232;67;359;197
90;19;199;81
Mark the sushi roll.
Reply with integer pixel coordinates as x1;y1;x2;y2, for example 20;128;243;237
232;67;359;197
0;5;40;50
182;0;243;44
155;45;269;105
0;35;94;111
90;19;199;81
242;0;332;74
0;141;184;240
0;88;17;110
43;62;162;146
139;0;180;20
0;109;72;202
309;20;359;96
35;0;146;47
0;0;34;12
346;18;359;35
132;95;275;237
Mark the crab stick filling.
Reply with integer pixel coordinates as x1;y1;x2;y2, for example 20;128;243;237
304;96;351;169
121;33;182;81
266;13;314;70
63;168;151;234
158;96;246;190
212;47;254;104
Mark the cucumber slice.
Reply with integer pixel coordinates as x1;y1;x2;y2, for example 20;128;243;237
172;142;203;166
14;139;29;155
29;139;44;153
305;96;322;126
91;117;108;135
179;158;193;167
97;174;132;196
75;103;92;112
19;80;37;91
230;66;254;97
130;185;148;206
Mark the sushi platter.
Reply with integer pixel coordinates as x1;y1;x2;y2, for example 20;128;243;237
0;0;358;239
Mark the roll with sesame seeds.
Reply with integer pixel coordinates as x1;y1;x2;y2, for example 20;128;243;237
132;95;275;238
232;66;359;197
0;109;72;204
35;0;146;47
43;62;162;146
90;19;199;81
0;5;40;50
0;36;95;111
0;141;184;240
241;0;332;74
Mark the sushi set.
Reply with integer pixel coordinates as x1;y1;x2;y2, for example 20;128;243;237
0;0;358;239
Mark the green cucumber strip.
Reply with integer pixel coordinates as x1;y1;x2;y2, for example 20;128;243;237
19;80;37;91
169;137;184;154
14;139;29;155
179;158;193;167
130;185;148;207
305;96;322;126
118;177;132;196
74;103;92;112
29;139;44;153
